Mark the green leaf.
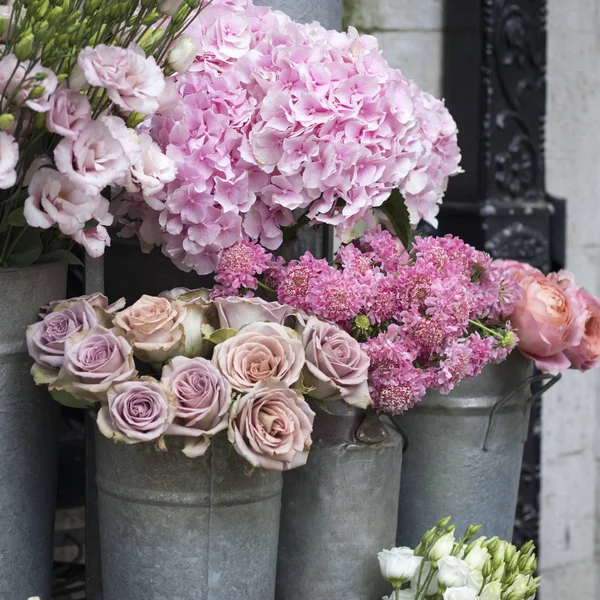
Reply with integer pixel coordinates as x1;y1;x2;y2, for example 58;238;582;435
49;389;94;409
206;328;237;345
39;249;83;266
379;189;412;250
6;206;27;227
309;397;333;415
6;227;43;267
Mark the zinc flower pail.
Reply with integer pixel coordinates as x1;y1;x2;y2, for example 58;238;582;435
254;0;342;30
95;429;283;600
0;262;67;600
395;352;558;547
276;404;404;600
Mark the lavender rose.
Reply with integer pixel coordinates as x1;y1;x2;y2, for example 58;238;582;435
212;322;304;392
162;356;232;457
27;301;98;373
228;382;315;471
53;326;136;401
114;295;186;363
214;297;296;330
301;316;372;409
97;377;175;444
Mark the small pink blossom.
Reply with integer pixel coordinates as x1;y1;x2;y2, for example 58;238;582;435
73;225;111;258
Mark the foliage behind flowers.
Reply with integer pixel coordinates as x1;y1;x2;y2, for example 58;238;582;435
212;230;518;414
378;517;539;600
26;291;373;470
118;0;462;275
0;0;206;267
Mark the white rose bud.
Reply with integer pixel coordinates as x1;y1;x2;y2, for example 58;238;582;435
479;582;502;600
464;545;491;571
430;532;455;562
505;574;531;600
378;547;423;586
437;556;472;589
443;587;478;600
168;36;196;73
158;0;184;15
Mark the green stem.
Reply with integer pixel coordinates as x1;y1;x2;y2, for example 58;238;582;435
395;587;400;600
257;280;275;294
469;319;504;341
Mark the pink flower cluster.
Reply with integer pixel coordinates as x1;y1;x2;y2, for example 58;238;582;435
124;0;461;275
27;290;372;469
0;41;180;258
495;260;600;375
214;229;517;413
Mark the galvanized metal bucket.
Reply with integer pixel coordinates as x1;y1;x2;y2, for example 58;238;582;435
395;352;560;547
254;0;343;30
0;262;67;600
95;429;283;600
276;404;404;600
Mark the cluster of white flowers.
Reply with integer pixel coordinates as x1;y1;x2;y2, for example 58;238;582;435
378;518;539;600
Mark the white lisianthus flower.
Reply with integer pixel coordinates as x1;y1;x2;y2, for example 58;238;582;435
430;532;455;562
168;36;196;73
411;561;439;597
158;0;183;16
383;590;415;600
378;548;423;586
479;581;502;600
464;539;490;571
505;574;531;600
466;569;483;592
437;556;472;589
443;587;478;600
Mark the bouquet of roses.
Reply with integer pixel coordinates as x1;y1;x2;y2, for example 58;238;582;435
0;0;206;268
378;518;539;600
26;290;372;470
494;260;600;375
118;0;462;275
210;229;519;414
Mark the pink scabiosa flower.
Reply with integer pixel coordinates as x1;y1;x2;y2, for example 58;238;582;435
277;253;332;311
214;239;274;295
358;226;410;274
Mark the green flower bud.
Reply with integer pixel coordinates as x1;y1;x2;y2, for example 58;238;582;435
524;555;537;574
485;537;500;553
481;559;493;579
126;111;146;128
33;22;50;39
504;544;517;563
0;18;7;39
47;6;63;23
36;0;50;18
57;73;68;84
354;314;370;331
141;8;160;25
186;0;201;7
501;331;516;348
82;0;101;13
15;34;34;60
0;114;14;130
491;564;505;581
28;85;46;100
437;517;452;530
57;33;70;49
506;553;520;574
34;112;46;129
519;541;535;557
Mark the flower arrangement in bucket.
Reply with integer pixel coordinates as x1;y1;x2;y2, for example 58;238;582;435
378;517;539;600
26;290;372;467
0;0;206;268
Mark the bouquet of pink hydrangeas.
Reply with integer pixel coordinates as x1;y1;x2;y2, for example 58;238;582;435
118;0;462;275
0;0;207;267
211;229;519;414
26;291;372;470
494;260;600;375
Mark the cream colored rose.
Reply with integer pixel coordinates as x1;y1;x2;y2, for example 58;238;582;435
114;295;186;363
212;322;304;392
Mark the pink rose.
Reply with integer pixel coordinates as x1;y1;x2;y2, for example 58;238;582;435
78;44;165;115
565;289;600;371
228;382;314;471
301;316;372;409
27;301;98;373
42;293;126;318
46;86;92;138
113;295;186;363
212;322;304;392
24;168;110;236
53;326;137;401
162;356;232;457
54;120;128;194
0;131;18;189
509;270;586;374
214;297;296;330
97;377;175;444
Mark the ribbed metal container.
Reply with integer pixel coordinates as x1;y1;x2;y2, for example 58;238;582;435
254;0;343;30
0;262;67;600
276;404;404;600
396;352;538;547
95;431;283;600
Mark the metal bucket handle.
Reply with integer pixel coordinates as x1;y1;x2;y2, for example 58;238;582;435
483;372;562;451
355;409;409;453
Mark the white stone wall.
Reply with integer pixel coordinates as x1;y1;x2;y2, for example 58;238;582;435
346;1;600;597
541;1;600;597
343;0;444;96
